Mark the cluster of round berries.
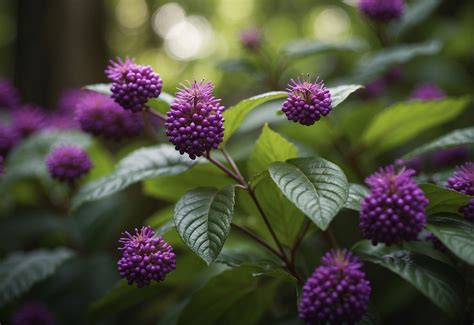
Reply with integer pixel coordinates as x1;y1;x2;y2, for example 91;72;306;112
117;226;176;287
447;162;474;221
45;145;92;183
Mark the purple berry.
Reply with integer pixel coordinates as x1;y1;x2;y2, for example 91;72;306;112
240;28;263;51
105;57;163;112
299;249;371;324
432;147;469;168
0;78;21;110
358;0;404;23
117;226;176;287
45;145;92;183
360;165;428;245
446;162;474;221
75;91;143;141
165;80;225;159
282;77;332;126
0;124;18;157
12;104;47;139
11;302;55;325
410;83;446;101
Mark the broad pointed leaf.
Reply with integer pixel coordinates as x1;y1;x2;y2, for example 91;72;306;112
268;158;349;230
330;84;364;107
174;186;235;264
345;183;369;211
420;184;470;215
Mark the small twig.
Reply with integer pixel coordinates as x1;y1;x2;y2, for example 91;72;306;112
204;152;241;183
290;219;311;265
232;223;283;259
147;107;167;122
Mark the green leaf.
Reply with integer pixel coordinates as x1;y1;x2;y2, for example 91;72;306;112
174;186;235;264
248;124;298;178
217;58;255;72
178;265;284;325
330;84;364;108
354;40;442;82
420;184;470;216
0;248;74;306
268;158;349;230
345;183;369;211
426;215;474;266
282;38;367;58
222;91;287;145
84;83;111;95
72;145;196;209
404;127;474;159
390;0;442;38
143;163;234;201
353;241;465;318
362;97;470;153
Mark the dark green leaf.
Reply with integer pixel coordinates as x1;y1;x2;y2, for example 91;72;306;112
362;97;470;153
174;186;235;264
353;241;465;318
390;0;442;38
248;124;298;178
282;38;367;58
354;40;441;82
72;145;196;209
330;84;364;107
345;183;369;211
217;58;255;72
404;127;474;159
0;248;74;306
426;215;474;266
269;158;349;230
420;184;470;215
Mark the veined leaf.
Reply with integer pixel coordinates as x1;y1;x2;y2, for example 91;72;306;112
420;184;470;216
404;127;474;159
0;248;74;306
330;84;364;107
268;158;349;230
353;241;465;318
426;214;474;266
72;145;196;209
362;97;470;153
282;38;367;58
345;183;369;211
174;186;235;264
248;124;298;178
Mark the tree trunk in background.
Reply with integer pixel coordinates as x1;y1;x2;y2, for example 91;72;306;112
15;0;107;108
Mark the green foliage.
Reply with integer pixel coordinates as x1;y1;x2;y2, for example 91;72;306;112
404;127;474;159
362;97;470;153
0;248;74;306
426;215;474;266
390;0;442;38
330;85;365;108
72;145;196;209
268;158;349;230
353;241;465;319
174;186;235;264
345;183;369;211
420;184;471;215
282;38;367;58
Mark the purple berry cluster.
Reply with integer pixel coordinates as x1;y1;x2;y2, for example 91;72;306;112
106;57;163;112
240;28;263;51
75;91;143;141
0;78;20;110
299;249;371;324
12;104;47;139
447;162;474;221
165;81;225;159
360;165;428;245
282;77;332;126
117;226;176;287
11;302;55;325
432;147;469;168
358;0;404;23
0;124;17;158
45;145;92;183
410;83;446;101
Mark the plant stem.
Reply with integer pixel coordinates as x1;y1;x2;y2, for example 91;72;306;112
323;227;339;248
290;219;311;265
204;152;241;183
222;147;246;186
147;107;167;122
231;223;283;259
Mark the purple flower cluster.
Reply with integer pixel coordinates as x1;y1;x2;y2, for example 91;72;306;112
165;81;225;159
447;162;474;221
45;145;92;183
106;57;163;112
410;83;446;101
282;77;332;126
240;28;263;51
0;78;20;110
360;165;428;245
75;91;143;141
12;104;47;139
0;124;17;158
299;249;371;324
358;0;404;23
11;302;55;325
117;226;176;287
432;147;469;168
